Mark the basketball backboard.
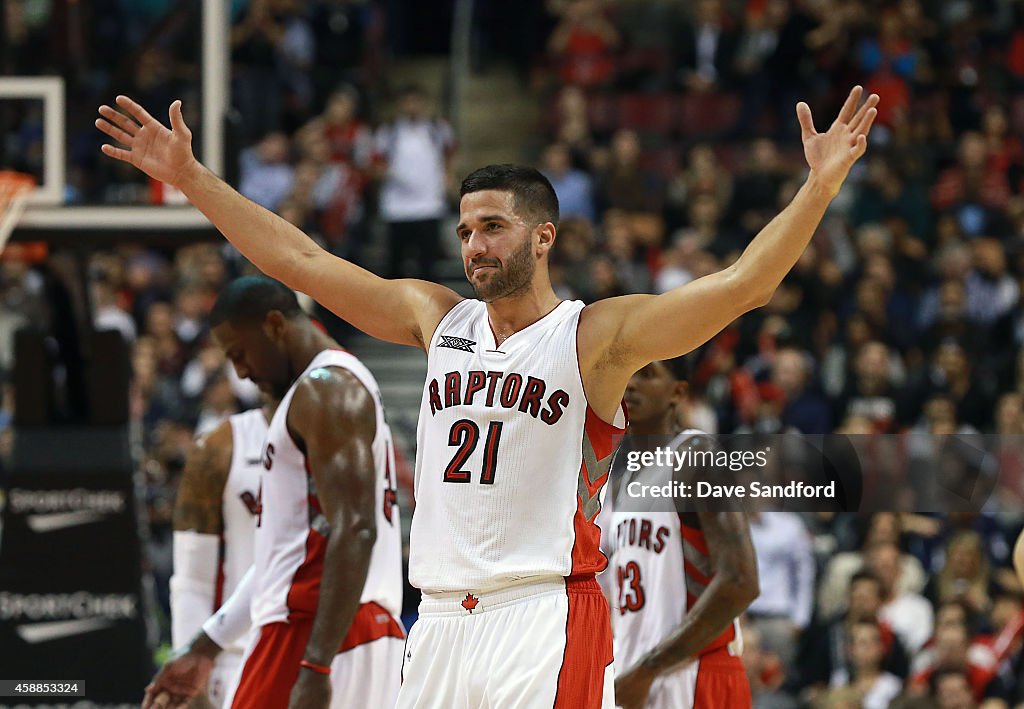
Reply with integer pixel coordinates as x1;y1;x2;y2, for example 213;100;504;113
1;0;231;242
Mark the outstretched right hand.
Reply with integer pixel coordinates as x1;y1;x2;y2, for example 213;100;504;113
96;95;197;188
142;646;214;709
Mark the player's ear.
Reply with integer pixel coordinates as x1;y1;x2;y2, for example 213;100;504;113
262;311;288;341
536;222;556;255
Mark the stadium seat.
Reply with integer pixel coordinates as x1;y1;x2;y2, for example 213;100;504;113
618;93;677;136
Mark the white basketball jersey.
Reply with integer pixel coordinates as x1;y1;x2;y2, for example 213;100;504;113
410;299;626;593
249;349;403;628
216;409;266;653
609;431;741;670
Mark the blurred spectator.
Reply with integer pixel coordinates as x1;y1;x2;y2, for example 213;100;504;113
835;341;906;432
799;571;910;701
771;347;832;434
868;541;935;655
932;132;1012;216
231;0;289;143
907;341;997;432
194;372;240;436
597;128;664;217
373;84;456;280
742;619;797;709
92;276;137;344
929;667;980;709
917;279;987;358
310;0;370;103
553;85;595;155
857;8;917;129
829;619;904;709
964;239;1018;326
239;132;295;212
668;143;734;224
927;531;998;622
541;142;596;222
674;0;738;93
910;621;998;703
547;0;620;88
818;513;928;620
747;511;817;670
671;192;743;262
730;138;789;235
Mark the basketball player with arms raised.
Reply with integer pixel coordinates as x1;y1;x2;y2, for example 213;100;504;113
98;87;877;707
145;277;404;709
170;395;274;707
608;358;758;709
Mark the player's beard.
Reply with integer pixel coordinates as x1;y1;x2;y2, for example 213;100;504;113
469;238;536;302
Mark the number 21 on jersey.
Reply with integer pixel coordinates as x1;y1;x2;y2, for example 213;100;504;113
442;419;504;484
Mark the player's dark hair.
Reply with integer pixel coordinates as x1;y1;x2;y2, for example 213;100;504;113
209;276;303;328
661;346;703;383
460;164;560;227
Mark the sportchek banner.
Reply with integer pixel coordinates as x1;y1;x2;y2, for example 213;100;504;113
0;428;152;705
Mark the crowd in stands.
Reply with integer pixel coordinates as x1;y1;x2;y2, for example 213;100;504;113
536;1;1024;707
5;1;1024;705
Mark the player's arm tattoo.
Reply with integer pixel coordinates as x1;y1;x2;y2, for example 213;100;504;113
173;421;233;534
637;510;759;675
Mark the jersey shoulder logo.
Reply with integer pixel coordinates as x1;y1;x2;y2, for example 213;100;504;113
438;335;475;353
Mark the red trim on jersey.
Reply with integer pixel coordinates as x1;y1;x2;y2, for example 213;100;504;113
681;524;710;555
569;496;605;575
285;528;327;618
338;601;406;653
679;522;738;656
569;405;626;575
684;558;711;587
554;576;613;709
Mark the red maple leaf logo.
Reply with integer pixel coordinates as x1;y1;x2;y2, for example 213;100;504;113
461;593;480;613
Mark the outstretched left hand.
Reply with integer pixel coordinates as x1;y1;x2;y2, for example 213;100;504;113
798;86;879;198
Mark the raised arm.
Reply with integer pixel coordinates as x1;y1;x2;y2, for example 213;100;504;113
96;97;461;349
286;367;381;708
579;87;878;415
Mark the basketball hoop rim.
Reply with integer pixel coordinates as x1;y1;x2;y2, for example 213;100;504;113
0;170;38;253
0;170;37;195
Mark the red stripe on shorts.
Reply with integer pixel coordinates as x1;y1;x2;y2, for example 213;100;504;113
231;603;404;708
231;621;309;708
692;645;752;709
553;575;613;709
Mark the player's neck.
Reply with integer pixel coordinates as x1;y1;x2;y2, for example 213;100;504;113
287;326;339;374
485;285;561;345
628;415;677;437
